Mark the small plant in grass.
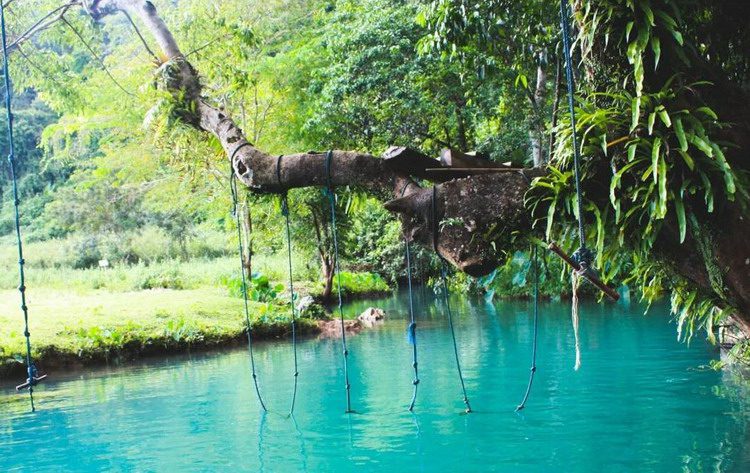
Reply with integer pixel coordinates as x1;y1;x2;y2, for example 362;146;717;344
221;272;284;303
75;326;125;359
163;317;202;344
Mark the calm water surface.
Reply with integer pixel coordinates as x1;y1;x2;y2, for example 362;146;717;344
1;291;749;472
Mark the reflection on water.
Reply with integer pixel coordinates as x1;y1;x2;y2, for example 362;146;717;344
1;290;749;472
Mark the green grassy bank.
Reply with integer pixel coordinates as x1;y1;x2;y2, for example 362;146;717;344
0;238;392;380
0;287;322;380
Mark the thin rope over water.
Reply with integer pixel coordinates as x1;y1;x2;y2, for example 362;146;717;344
432;186;472;414
400;182;420;411
324;150;354;413
229;162;267;412
276;155;300;415
2;1;43;412
516;245;540;411
559;0;586;250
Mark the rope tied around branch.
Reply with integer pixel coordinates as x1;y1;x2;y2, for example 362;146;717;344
555;0;620;368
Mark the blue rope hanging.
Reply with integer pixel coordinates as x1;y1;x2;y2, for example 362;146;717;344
516;245;540;411
2;1;46;410
229;151;267;412
276;155;300;416
324;150;354;413
400;182;420;411
431;186;472;414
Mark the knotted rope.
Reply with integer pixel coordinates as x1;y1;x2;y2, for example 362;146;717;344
2;2;47;411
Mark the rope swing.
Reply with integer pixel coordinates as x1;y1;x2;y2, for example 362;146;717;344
552;0;620;370
400;182;420;411
324;150;355;414
431;186;472;414
229;151;267;412
2;2;47;410
516;245;540;411
276;155;300;416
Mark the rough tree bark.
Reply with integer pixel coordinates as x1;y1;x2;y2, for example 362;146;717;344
77;1;750;335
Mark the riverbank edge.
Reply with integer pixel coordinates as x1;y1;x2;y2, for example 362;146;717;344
0;319;322;382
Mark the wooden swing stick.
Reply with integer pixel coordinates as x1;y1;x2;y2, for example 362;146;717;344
547;242;620;301
16;374;47;391
425;167;525;173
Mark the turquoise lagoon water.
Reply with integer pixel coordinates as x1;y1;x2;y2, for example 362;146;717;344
1;291;749;472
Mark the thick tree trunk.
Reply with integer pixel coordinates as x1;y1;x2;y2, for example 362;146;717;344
321;257;334;301
310;206;335;301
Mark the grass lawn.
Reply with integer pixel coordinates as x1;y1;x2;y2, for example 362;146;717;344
0;287;311;380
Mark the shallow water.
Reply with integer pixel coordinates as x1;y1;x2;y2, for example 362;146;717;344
1;290;749;472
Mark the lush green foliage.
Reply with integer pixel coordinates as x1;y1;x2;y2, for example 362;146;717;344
3;0;748;362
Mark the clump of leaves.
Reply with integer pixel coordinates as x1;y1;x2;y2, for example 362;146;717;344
221;272;285;303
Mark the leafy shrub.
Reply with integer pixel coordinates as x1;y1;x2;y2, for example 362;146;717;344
344;198;405;283
130;225;176;263
185;228;230;259
138;267;185;290
70;236;103;269
318;271;390;298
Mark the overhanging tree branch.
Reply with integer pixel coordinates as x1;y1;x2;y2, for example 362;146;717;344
66;0;535;276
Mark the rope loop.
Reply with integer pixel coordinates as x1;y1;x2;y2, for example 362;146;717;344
516;244;540;412
277;153;300;415
228;158;267;412
430;187;472;413
324;149;354;413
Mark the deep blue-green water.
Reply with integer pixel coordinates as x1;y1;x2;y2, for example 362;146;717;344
1;291;749;472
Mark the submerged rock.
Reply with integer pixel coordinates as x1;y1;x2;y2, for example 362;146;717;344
317;319;362;338
316;307;386;338
357;307;386;327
